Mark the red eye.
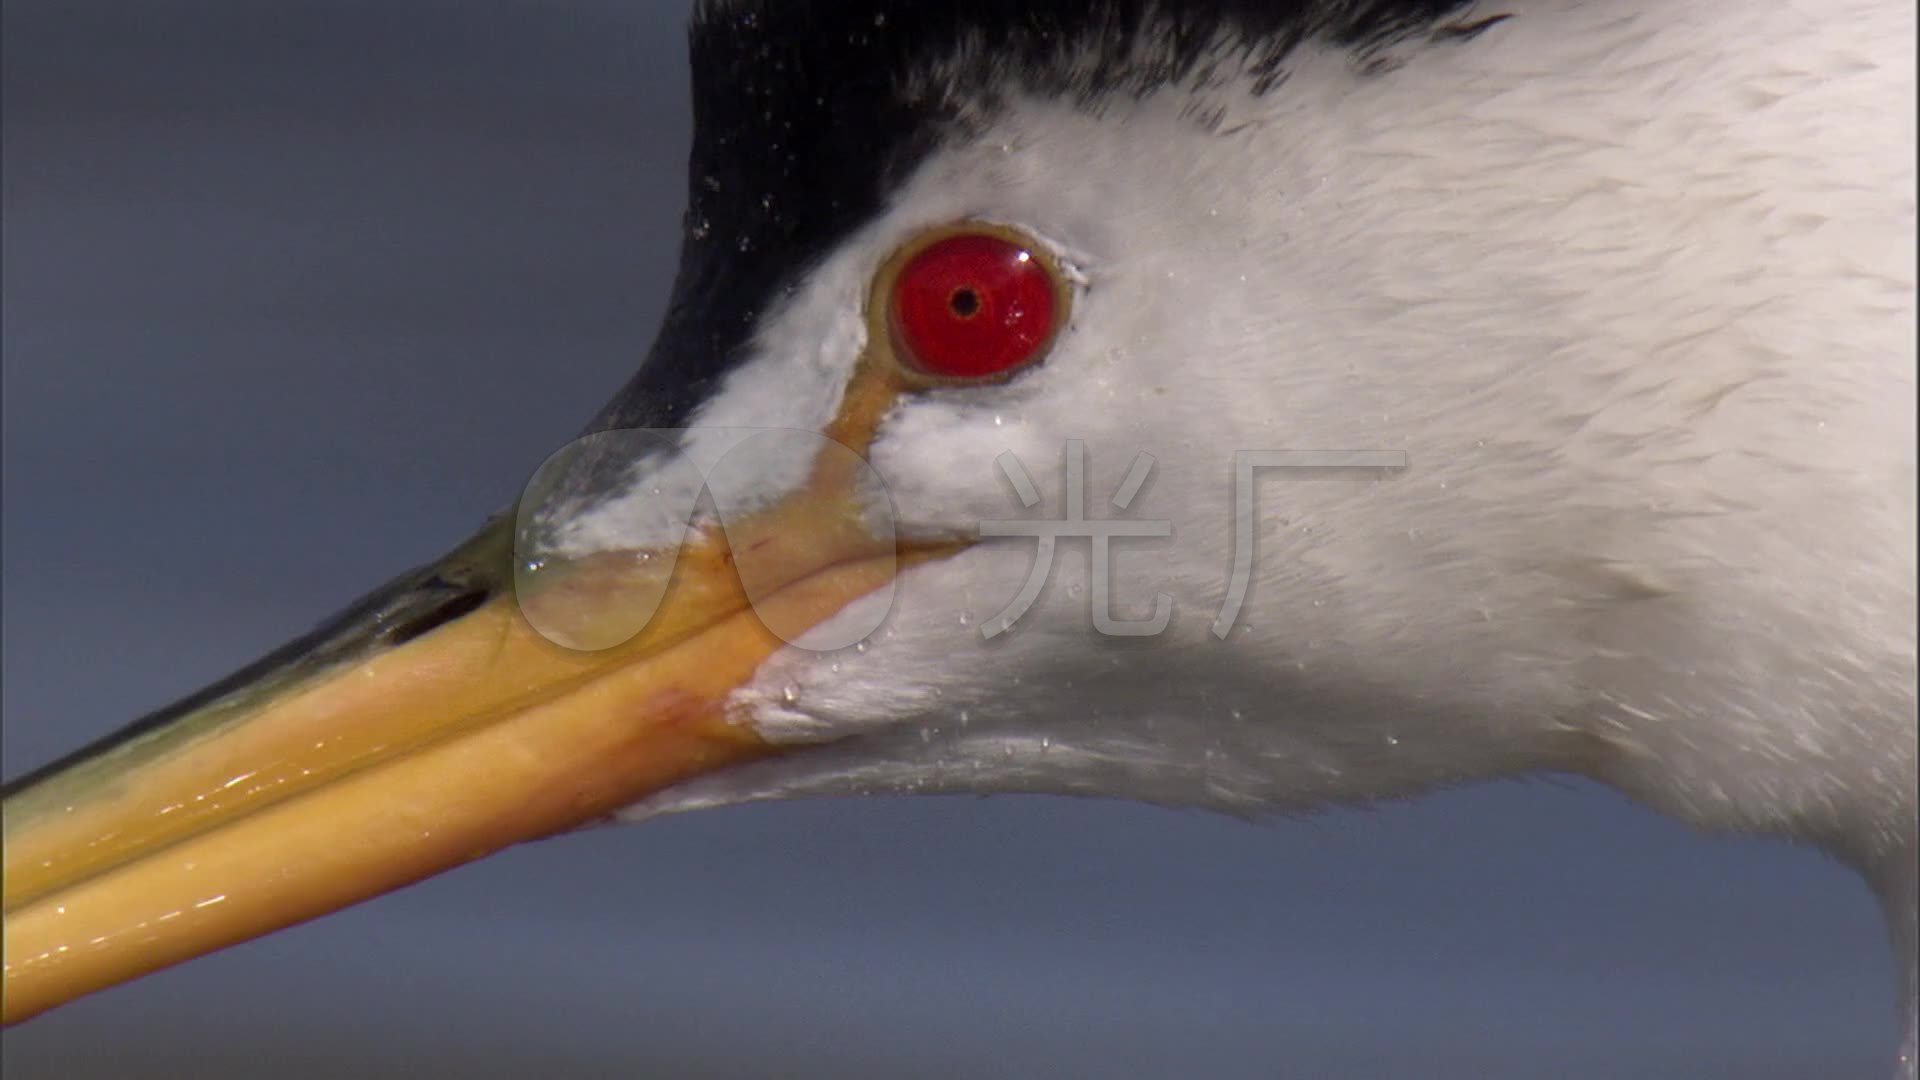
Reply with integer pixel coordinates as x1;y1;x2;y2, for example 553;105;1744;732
888;232;1058;379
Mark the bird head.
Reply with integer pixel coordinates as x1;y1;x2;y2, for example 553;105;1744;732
5;0;1913;1032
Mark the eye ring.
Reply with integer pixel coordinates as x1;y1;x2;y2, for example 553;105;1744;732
866;221;1073;387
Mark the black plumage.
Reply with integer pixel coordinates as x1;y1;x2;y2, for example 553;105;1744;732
591;0;1493;432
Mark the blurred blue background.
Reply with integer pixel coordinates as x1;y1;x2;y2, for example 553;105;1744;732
0;3;1897;1076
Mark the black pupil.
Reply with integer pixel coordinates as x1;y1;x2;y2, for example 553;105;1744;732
949;286;981;318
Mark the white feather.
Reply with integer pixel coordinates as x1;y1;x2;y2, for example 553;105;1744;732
614;3;1913;1067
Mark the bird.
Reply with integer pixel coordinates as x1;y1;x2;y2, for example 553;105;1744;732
3;0;1914;1074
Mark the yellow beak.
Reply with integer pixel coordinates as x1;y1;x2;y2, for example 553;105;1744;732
1;365;941;1022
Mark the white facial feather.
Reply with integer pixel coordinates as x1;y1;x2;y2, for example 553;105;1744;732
632;0;1911;828
616;4;1914;1058
615;2;1915;1064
